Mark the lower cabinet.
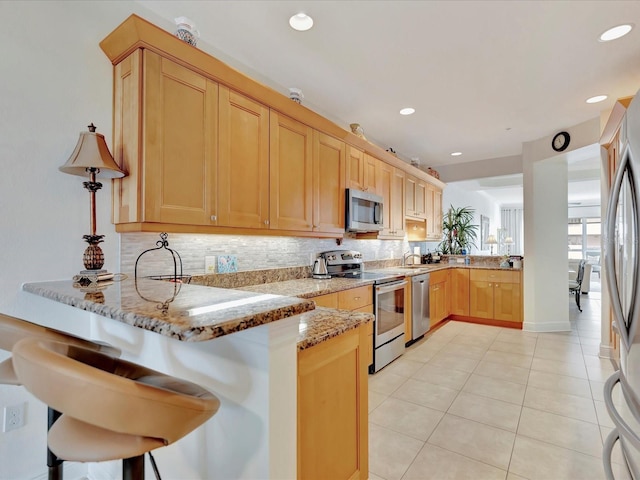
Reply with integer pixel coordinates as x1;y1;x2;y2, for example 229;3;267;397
312;285;373;366
297;324;369;480
469;269;522;323
429;267;522;327
429;269;450;327
450;269;470;316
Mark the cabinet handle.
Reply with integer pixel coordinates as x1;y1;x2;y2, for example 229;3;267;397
354;296;360;300
264;220;270;225
210;215;217;221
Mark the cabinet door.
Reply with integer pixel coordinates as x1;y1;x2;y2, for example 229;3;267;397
363;154;379;194
432;186;443;239
142;51;218;225
450;269;470;316
347;145;365;190
469;280;493;319
269;112;313;231
298;326;368;480
313;132;346;233
377;162;393;236
494;282;522;322
313;293;339;309
391;168;406;237
429;281;447;326
415;179;427;218
218;86;270;229
405;175;417;217
426;184;443;240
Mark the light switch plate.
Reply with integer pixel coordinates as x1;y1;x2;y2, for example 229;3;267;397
205;256;217;273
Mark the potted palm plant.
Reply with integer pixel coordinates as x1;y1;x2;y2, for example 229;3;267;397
438;205;479;254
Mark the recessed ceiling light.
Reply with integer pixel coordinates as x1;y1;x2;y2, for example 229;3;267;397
599;24;633;42
399;107;415;116
451;152;462;157
289;13;313;31
586;95;608;104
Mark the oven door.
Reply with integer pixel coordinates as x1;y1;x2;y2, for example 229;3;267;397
374;280;407;347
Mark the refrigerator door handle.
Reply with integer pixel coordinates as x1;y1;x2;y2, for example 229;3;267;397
603;429;633;480
605;142;640;352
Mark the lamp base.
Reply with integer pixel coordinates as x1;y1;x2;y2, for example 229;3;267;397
73;270;114;287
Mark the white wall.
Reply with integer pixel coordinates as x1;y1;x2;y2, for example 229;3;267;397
442;183;501;254
522;118;600;332
0;2;162;478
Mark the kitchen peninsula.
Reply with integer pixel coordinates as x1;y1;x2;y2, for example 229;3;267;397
22;277;372;479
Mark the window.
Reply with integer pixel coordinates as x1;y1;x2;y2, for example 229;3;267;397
568;217;601;259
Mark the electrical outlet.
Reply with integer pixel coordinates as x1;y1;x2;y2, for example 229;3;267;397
3;403;25;432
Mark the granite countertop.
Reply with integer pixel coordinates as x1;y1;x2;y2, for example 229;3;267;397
297;307;373;351
238;277;375;298
22;277;315;342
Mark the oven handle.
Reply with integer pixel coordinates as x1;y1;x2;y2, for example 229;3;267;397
375;280;407;295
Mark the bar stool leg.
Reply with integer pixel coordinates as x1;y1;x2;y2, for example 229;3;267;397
123;455;144;480
47;408;63;480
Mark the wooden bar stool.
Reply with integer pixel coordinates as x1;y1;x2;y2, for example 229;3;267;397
12;337;220;480
0;313;121;480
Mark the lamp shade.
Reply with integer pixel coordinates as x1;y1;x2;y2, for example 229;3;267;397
486;235;498;244
59;124;125;178
504;236;514;245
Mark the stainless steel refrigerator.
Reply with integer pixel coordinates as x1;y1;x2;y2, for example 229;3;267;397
603;89;640;479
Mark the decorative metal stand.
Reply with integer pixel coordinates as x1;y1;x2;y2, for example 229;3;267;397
134;233;190;315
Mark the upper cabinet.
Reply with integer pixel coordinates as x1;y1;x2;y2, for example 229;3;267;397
113;50;219;226
102;14;444;239
270;111;314;231
378;164;405;239
218;86;270;229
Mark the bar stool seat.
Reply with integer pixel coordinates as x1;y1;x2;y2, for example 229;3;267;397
12;337;220;477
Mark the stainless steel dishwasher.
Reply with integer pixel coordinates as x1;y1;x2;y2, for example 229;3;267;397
411;273;430;342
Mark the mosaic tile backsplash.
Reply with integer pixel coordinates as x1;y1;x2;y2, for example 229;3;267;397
121;232;412;278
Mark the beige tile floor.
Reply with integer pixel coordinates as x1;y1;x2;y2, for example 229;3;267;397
368;283;631;480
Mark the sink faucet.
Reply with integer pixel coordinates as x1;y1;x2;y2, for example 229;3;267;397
402;251;422;267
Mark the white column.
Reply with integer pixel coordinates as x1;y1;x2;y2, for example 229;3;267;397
523;152;571;332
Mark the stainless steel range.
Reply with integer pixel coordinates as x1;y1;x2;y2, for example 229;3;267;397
319;250;407;373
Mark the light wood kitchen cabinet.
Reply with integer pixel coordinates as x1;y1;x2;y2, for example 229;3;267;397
450;269;470;316
270;118;344;234
103;15;445;239
311;285;374;367
218;85;270;229
347;148;380;195
429;269;450;327
298;324;369;480
347;146;365;191
404;280;412;343
405;175;427;219
469;269;522;323
269;112;313;231
313;132;346;233
378;163;406;239
112;50;219;226
426;183;443;240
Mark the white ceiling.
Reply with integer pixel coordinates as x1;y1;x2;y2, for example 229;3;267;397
136;0;640;205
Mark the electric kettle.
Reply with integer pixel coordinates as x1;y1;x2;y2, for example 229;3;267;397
312;257;331;279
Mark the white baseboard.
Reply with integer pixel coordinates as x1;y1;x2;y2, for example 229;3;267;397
522;320;572;332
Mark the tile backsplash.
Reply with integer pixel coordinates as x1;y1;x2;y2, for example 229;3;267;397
121;232;410;277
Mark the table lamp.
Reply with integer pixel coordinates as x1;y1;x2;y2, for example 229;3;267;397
486;234;498;255
504;236;515;255
59;124;125;283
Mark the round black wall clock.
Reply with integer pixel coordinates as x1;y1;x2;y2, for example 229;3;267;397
552;131;570;152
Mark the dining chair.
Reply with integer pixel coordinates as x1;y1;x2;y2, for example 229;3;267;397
569;259;586;312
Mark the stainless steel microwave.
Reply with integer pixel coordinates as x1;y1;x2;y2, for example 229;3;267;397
345;188;384;232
